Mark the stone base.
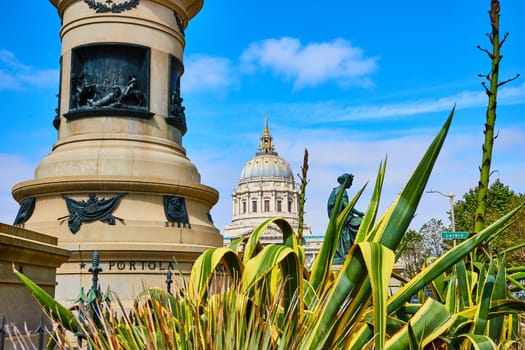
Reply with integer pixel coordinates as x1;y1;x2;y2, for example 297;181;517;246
0;223;70;332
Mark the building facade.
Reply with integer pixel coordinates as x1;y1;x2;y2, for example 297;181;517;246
224;117;321;263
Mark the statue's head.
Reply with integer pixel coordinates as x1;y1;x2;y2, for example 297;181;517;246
337;173;354;188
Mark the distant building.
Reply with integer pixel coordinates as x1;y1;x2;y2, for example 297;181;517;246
224;116;321;264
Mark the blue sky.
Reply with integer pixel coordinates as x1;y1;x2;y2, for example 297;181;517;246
1;1;524;235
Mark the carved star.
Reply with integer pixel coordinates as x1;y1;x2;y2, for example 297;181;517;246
79;262;87;269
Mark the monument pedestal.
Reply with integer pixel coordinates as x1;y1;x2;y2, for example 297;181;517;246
12;0;221;307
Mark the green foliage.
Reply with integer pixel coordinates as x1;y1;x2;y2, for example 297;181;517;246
397;229;425;278
398;218;448;278
419;218;447;257
455;179;525;265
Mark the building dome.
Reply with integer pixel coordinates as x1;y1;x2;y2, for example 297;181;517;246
239;154;294;183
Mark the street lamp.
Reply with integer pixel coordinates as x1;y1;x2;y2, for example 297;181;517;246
426;189;456;232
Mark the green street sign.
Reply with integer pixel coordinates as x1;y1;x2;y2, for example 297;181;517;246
441;231;468;240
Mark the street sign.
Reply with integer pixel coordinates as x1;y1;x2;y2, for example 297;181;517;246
441;231;468;240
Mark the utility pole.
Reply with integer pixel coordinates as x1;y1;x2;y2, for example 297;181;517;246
427;190;455;231
427;190;456;246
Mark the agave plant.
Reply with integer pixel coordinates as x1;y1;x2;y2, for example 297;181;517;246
188;110;525;349
14;110;525;349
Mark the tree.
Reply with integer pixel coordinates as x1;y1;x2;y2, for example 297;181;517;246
454;178;525;265
397;229;425;278
398;219;447;278
419;218;447;257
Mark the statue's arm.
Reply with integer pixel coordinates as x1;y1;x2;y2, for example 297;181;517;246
351;207;365;217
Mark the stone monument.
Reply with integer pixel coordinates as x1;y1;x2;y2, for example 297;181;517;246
11;0;221;306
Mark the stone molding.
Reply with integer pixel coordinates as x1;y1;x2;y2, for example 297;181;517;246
12;176;218;205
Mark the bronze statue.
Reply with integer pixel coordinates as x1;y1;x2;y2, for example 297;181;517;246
166;89;187;134
327;173;364;264
71;73;145;109
169;90;185;118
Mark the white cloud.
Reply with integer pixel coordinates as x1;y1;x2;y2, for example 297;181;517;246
498;82;525;105
0;70;21;90
0;50;27;70
183;55;237;94
240;37;378;90
0;154;35;224
0;154;35;189
0;49;58;90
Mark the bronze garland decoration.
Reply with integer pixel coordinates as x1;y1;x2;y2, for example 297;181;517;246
84;0;139;14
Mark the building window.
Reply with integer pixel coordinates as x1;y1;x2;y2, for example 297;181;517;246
277;200;282;212
252;200;257;213
264;199;270;212
288;200;292;213
242;201;246;214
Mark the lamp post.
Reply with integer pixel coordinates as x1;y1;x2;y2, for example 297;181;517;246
427;190;456;247
427;190;455;231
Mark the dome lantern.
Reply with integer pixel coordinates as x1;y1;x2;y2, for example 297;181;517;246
257;113;276;155
239;116;294;184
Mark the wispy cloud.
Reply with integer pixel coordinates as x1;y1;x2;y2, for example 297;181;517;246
183;55;238;94
240;37;378;90
0;154;35;186
498;82;525;105
0;49;58;90
260;83;525;124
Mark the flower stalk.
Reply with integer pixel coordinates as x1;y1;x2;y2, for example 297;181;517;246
297;148;309;244
474;0;519;233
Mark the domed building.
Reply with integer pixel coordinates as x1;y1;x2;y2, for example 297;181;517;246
224;116;312;245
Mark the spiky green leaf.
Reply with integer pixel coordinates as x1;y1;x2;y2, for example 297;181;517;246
358;242;395;350
13;265;79;332
385;298;455;350
189;247;243;303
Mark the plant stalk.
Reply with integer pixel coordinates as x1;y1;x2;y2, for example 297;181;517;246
474;0;502;233
297;148;309;244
